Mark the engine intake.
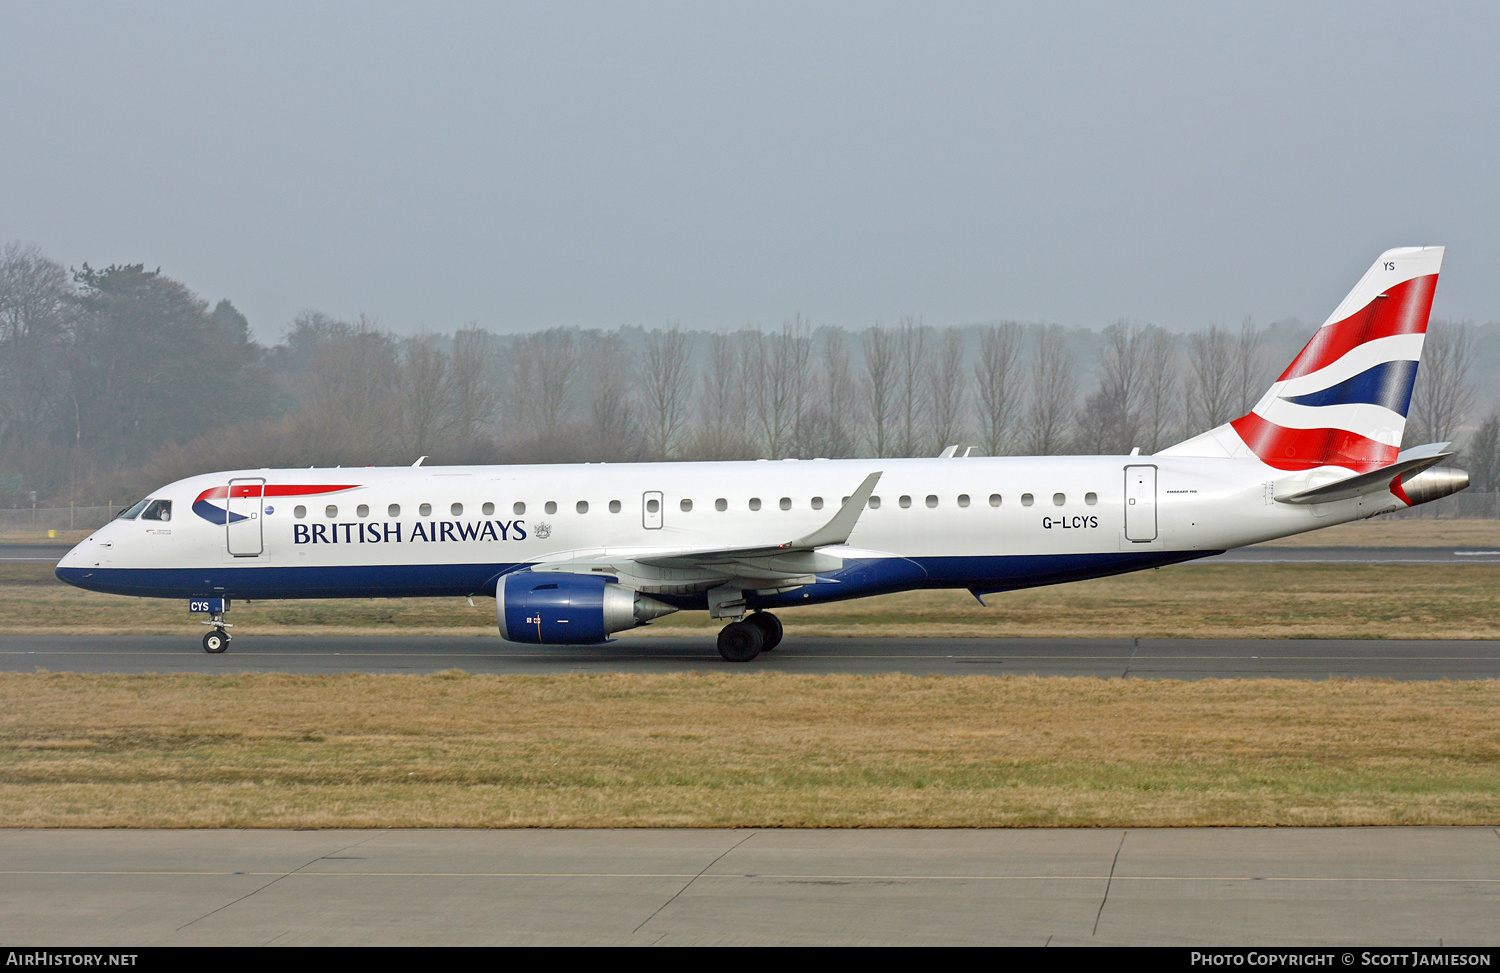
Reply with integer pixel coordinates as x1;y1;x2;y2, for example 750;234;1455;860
495;572;678;644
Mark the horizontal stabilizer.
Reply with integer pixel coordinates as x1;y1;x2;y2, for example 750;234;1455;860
1275;442;1452;504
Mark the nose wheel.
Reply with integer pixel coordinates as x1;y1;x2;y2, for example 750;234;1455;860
202;628;230;654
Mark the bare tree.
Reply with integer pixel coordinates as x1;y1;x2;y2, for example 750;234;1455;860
862;325;898;457
693;331;751;460
894;316;929;456
0;242;71;451
1233;317;1264;416
793;327;857;458
1094;319;1144;452
299;314;403;464
747;319;812;459
506;328;577;448
1185;325;1236;432
641;323;695;459
447;324;500;450
973;321;1022;456
400;333;452;457
1022;325;1076;455
1466;409;1500;493
1139;328;1179;452
1409;320;1476;445
586;331;639;461
928;327;967;452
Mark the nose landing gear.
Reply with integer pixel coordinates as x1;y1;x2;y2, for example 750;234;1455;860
190;597;233;653
716;611;782;662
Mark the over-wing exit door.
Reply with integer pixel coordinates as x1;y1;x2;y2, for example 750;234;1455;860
1123;465;1157;542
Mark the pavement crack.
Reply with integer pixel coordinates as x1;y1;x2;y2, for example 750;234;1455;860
175;831;388;932
1092;830;1127;937
1122;639;1140;679
634;830;758;934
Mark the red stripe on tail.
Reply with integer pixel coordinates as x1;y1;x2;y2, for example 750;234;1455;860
1230;412;1397;472
1277;274;1437;382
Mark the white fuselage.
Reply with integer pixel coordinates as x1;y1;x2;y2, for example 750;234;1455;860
56;454;1395;609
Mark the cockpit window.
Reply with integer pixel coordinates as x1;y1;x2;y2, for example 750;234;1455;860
140;499;172;522
117;499;150;520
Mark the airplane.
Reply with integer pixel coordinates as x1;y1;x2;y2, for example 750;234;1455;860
56;247;1469;661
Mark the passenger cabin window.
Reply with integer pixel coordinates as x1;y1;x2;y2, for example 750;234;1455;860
609;500;621;513
357;504;370;518
958;494;971;508
1021;494;1034;507
989;494;1001;507
926;495;938;508
118;499;150;520
451;503;463;516
868;496;881;509
482;502;494;516
811;497;824;510
141;499;172;522
388;504;400;517
681;499;693;512
779;497;791;510
646;498;659;514
749;498;762;511
899;495;911;508
715;498;727;511
514;502;525;515
326;505;338;518
545;501;557;514
576;501;589;514
294;505;307;519
419;503;432;516
1053;493;1065;506
1085;492;1098;505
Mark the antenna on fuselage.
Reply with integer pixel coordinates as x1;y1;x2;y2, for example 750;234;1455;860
412;456;427;467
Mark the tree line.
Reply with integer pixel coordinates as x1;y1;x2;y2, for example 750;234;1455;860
0;240;1494;505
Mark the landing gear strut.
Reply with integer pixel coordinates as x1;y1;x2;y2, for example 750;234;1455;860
717;611;782;662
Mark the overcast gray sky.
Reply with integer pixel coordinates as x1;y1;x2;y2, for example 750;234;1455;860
2;1;1496;340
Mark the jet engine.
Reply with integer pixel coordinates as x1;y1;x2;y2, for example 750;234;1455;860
495;572;678;644
1397;466;1469;506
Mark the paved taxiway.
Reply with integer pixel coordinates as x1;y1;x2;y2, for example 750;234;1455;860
3;633;1498;678
3;828;1497;945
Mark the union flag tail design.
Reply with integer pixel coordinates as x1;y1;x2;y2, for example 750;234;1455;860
1162;247;1444;472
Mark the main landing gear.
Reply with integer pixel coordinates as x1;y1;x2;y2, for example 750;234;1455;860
717;611;783;662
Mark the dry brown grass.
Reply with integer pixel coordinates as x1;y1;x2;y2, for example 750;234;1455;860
1257;518;1500;547
1;672;1495;828
5;563;1499;639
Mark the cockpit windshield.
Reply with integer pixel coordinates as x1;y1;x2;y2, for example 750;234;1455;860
140;499;172;522
117;498;150;520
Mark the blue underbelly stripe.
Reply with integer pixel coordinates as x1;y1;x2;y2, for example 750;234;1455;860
57;550;1222;606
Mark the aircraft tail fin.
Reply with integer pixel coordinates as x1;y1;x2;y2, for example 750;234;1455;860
1160;246;1444;472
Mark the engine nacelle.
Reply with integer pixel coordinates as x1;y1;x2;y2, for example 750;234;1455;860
1397;466;1469;507
495;572;678;644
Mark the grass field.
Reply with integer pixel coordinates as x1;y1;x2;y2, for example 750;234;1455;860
4;561;1498;640
1;672;1495;828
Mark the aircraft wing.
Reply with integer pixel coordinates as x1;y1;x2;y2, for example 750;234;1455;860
527;471;883;591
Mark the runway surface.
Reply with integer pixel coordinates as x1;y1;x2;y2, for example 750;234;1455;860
4;633;1498;679
3;828;1497;945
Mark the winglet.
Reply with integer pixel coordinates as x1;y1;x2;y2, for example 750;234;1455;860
787;471;882;549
